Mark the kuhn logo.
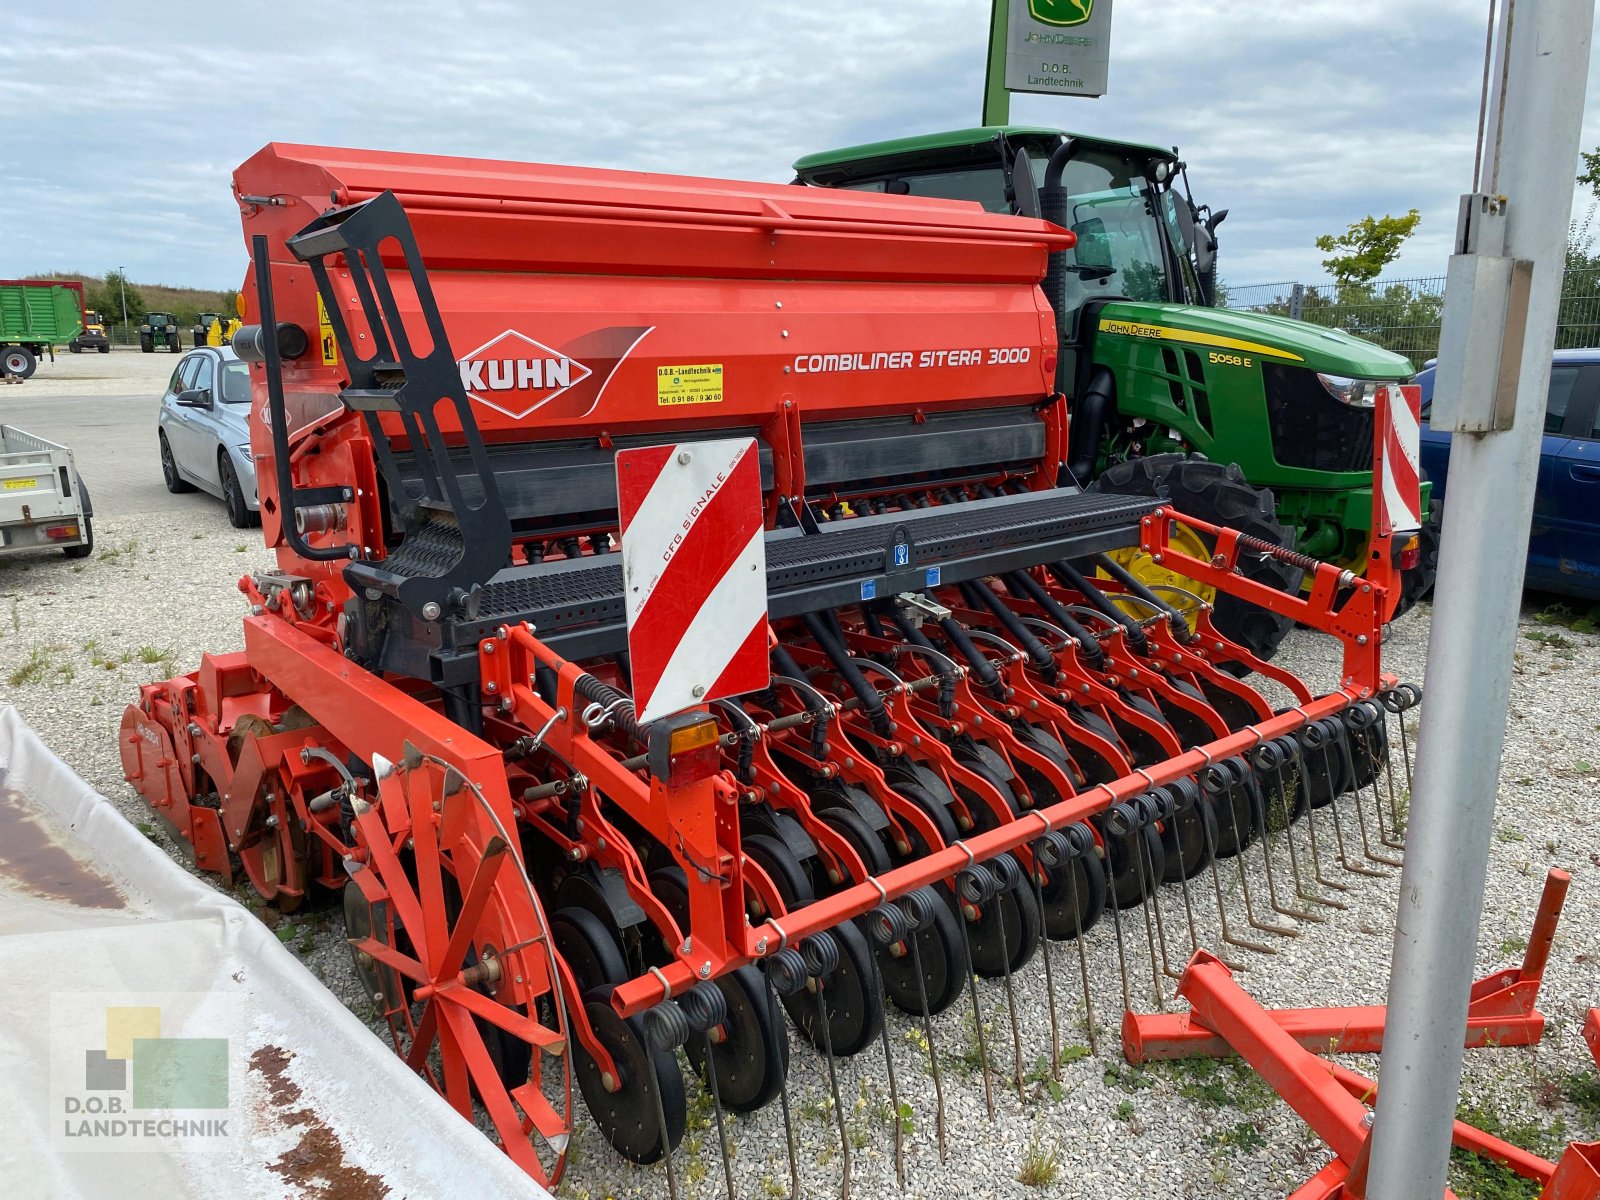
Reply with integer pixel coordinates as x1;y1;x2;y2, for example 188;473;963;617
457;330;593;420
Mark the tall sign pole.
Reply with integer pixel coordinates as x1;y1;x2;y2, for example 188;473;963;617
983;0;1011;124
1365;1;1593;1196
986;0;1115;122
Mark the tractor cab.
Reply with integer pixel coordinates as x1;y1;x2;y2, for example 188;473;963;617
796;127;1429;605
795;128;1221;374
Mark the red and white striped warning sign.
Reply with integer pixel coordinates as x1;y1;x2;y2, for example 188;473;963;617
616;437;768;723
1374;382;1423;537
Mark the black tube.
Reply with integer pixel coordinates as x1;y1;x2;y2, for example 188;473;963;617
1049;562;1149;654
1039;139;1078;397
885;604;958;717
1092;554;1191;641
1067;367;1114;484
963;580;1059;683
936;615;1005;700
1004;570;1105;666
802;612;893;737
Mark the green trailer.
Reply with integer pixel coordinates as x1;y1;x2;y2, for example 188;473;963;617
0;279;86;379
795;127;1439;657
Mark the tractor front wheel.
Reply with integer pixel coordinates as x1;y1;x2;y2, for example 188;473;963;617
1092;453;1302;664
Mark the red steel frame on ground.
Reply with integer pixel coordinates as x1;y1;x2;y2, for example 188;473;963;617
1122;869;1599;1199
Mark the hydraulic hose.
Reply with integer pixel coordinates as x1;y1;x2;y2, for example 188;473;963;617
1004;570;1106;666
1048;561;1150;654
961;580;1060;683
802;612;894;737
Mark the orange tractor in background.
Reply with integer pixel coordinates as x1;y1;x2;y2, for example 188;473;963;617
121;143;1419;1191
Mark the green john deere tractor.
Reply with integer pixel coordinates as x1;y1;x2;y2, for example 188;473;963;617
140;312;182;354
795;127;1438;661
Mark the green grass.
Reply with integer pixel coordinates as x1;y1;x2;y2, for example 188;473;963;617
1565;1072;1600;1122
1524;628;1576;650
1114;1099;1135;1121
1204;1120;1269;1154
1532;600;1600;635
1500;935;1528;956
1173;1056;1233;1107
1102;1061;1157;1093
1022;1056;1065;1102
135;645;168;664
8;645;52;686
1448;1100;1568;1199
1017;1135;1061;1188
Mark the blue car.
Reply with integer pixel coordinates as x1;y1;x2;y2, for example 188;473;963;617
1417;348;1600;599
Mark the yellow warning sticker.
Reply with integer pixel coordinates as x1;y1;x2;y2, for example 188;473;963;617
656;363;723;406
316;296;338;366
4;478;37;491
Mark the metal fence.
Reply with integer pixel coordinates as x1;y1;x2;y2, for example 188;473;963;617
1222;269;1600;369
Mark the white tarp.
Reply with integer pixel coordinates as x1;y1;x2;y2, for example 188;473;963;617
0;705;548;1199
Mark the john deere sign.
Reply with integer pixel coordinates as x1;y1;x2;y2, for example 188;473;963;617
1003;0;1113;98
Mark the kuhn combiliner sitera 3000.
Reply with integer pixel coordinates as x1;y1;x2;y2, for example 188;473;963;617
120;144;1425;1190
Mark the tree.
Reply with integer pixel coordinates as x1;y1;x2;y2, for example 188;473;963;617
87;269;146;328
1314;209;1422;291
1578;147;1600;201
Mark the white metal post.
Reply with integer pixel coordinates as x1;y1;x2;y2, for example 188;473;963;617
1366;2;1593;1197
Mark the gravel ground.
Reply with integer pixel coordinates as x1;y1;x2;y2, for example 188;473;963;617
2;508;1597;1199
16;344;183;396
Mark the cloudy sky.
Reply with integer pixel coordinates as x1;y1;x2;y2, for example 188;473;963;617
3;0;1598;293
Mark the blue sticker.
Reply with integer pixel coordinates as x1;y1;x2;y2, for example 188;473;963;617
860;580;878;601
893;542;910;567
925;567;942;587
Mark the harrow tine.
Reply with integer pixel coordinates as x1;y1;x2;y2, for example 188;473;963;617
1314;731;1387;879
801;935;852;1200
682;984;738;1200
955;864;999;1117
1292;728;1352;902
1118;800;1173;997
1138;793;1186;985
1028;837;1067;1075
1163;783;1208;958
642;1003;689;1200
1367;753;1406;852
1393;684;1419;798
1205;765;1288;951
1333;718;1403;869
765;951;814;1200
1383;684;1421;835
1379;713;1406;837
867;905;912;1189
1192;776;1254;967
899;889;950;1162
1265;739;1332;919
985;857;1029;1099
1062;829;1100;1054
1233;770;1302;940
1253;744;1321;925
1361;711;1407;851
1106;839;1138;1008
